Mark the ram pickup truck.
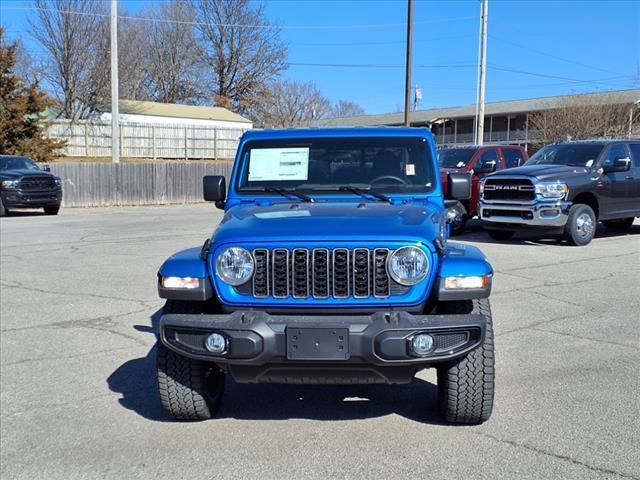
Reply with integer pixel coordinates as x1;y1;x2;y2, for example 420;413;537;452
156;128;495;424
438;145;528;234
479;140;640;245
0;155;62;216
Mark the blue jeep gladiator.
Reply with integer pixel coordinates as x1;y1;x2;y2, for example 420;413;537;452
156;128;495;424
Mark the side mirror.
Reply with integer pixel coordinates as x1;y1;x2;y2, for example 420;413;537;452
474;160;496;174
447;172;472;200
203;175;226;207
42;164;51;172
603;157;631;173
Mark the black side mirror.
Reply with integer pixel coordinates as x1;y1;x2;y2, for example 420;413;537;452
42;164;51;172
447;172;472;200
603;156;631;173
203;175;226;208
474;160;496;174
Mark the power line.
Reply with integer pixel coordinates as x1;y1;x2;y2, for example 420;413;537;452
293;33;476;47
0;5;475;30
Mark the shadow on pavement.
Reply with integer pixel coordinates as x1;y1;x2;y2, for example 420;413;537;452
107;308;445;425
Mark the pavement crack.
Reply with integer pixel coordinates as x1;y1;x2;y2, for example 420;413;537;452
471;431;640;480
530;326;639;351
0;346;135;367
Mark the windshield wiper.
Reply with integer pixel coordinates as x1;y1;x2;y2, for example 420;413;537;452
243;187;314;203
311;186;391;203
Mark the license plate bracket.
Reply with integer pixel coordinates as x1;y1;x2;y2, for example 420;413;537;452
286;328;349;360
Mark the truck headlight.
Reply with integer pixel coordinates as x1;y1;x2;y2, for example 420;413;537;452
216;247;254;286
1;180;19;189
535;182;568;198
387;246;428;285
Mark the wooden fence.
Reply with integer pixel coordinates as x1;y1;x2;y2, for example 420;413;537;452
45;120;248;159
49;162;234;207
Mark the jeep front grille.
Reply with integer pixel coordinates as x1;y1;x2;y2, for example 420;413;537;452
483;178;535;202
251;248;396;299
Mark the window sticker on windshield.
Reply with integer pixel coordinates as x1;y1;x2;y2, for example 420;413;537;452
248;147;310;181
457;161;465;168
405;164;416;175
585;159;594;167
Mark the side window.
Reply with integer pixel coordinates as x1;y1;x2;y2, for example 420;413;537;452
602;144;630;167
502;148;524;169
477;149;499;169
628;143;640;167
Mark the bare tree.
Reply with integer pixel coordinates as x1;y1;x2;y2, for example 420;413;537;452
255;79;332;128
143;1;203;104
28;0;108;119
332;100;365;118
529;94;639;143
194;0;287;113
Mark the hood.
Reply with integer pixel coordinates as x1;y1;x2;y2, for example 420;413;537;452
0;169;54;180
213;201;442;245
489;164;590;181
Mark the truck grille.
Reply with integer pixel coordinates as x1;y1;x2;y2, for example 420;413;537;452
252;248;395;299
483;178;535;202
18;176;57;191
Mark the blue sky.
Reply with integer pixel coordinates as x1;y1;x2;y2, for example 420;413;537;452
2;0;639;114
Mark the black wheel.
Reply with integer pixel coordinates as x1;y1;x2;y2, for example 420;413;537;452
564;204;596;246
446;201;468;236
436;298;495;424
0;199;6;217
602;217;634;231
486;229;514;241
156;301;225;421
44;205;60;215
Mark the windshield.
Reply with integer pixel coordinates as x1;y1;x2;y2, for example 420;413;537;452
237;137;435;194
525;144;604;167
437;148;476;169
0;156;40;171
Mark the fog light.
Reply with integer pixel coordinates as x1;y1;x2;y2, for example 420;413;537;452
205;333;227;354
411;333;435;356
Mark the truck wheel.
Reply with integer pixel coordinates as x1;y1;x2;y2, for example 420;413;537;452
602;218;634;231
564;204;596;246
156;301;225;421
486;229;514;241
44;206;60;216
436;298;495;424
0;199;6;217
446;201;468;236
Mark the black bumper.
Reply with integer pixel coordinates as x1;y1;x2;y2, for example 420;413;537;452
1;189;62;208
159;310;486;384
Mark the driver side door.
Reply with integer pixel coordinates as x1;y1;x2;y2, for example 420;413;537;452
597;144;632;218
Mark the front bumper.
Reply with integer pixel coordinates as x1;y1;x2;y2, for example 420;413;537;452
159;310;486;384
1;188;62;208
479;199;571;228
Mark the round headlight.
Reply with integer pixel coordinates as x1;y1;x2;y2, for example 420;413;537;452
215;247;254;286
387;246;428;285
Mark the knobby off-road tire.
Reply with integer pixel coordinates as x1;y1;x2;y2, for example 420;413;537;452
436;298;495;424
156;301;225;421
564;204;596;246
486;229;514;241
602;217;634;231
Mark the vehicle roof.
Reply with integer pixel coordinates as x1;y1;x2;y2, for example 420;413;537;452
437;144;524;150
553;138;639;145
241;126;433;141
0;154;30;158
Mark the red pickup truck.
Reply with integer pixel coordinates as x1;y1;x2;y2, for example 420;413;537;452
438;145;528;234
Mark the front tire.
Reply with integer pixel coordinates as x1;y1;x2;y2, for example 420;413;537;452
602;217;634;231
156;301;225;421
44;205;60;215
0;199;6;217
564;204;596;246
486;229;514;241
436;298;495;424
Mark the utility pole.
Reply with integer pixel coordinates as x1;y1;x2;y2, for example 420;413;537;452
110;0;120;163
403;0;414;127
474;0;488;145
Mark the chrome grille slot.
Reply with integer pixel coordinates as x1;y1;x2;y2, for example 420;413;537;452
252;249;269;298
333;248;350;298
373;249;390;298
312;249;330;298
292;249;310;298
271;249;289;298
250;247;399;299
352;248;370;298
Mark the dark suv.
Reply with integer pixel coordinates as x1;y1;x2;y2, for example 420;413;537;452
479;140;640;245
438;145;527;234
0;155;62;216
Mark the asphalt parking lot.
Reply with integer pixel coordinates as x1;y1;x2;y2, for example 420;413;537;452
1;205;639;480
